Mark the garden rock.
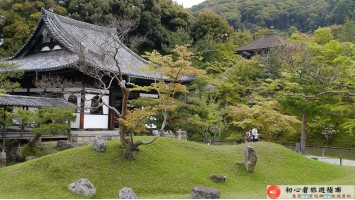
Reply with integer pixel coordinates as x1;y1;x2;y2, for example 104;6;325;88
191;186;220;199
67;178;96;197
210;174;227;182
92;136;106;152
57;140;73;151
15;147;25;162
243;146;257;173
38;146;51;154
118;187;137;199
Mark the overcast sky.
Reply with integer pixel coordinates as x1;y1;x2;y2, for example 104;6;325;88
174;0;206;8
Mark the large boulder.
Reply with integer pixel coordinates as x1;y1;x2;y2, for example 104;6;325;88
67;178;96;197
57;140;73;151
243;146;257;173
118;187;137;199
92;136;106;152
191;186;220;199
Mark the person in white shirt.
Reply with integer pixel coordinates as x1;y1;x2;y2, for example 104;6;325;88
252;126;259;142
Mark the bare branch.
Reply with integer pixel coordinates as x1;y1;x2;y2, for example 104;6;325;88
133;134;161;147
283;90;355;101
316;91;355;97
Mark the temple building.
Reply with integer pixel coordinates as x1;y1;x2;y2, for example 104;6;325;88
3;9;181;131
235;33;290;59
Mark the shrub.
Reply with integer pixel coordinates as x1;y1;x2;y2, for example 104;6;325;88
21;144;40;157
225;133;244;143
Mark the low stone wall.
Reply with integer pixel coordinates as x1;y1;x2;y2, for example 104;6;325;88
152;129;187;140
70;130;119;142
70;129;187;143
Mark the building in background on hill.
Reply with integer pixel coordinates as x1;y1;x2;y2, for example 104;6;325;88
235;33;290;59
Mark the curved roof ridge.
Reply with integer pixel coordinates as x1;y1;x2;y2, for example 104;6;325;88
43;11;78;52
10;19;45;59
42;8;116;35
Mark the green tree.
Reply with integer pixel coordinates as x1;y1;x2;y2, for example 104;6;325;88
331;19;355;43
134;0;191;52
277;27;355;153
213;56;266;105
231;29;254;47
191;0;355;33
7;109;37;136
192;41;238;72
66;0;112;24
162;27;192;53
314;27;333;45
119;46;206;159
0;61;23;93
30;107;76;147
173;87;229;142
228;101;300;141
328;0;355;24
190;9;233;43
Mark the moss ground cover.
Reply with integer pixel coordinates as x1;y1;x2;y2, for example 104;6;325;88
0;137;354;198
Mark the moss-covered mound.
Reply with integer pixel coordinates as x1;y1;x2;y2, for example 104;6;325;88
0;137;354;198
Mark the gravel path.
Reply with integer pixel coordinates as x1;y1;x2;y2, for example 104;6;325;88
307;155;355;167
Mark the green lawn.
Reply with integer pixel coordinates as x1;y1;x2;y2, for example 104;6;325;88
0;137;354;198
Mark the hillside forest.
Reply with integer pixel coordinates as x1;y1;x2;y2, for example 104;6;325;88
0;0;354;148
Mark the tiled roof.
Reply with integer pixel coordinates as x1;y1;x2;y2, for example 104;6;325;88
0;94;75;108
236;34;289;53
6;9;182;81
10;50;78;72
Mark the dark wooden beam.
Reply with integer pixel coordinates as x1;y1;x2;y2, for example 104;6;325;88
2;106;6;152
79;89;85;129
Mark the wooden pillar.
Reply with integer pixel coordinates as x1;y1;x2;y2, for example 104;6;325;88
79;88;85;129
108;89;114;130
2;106;6;153
68;120;72;142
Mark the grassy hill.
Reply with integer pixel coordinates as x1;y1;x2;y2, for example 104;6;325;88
0;137;354;198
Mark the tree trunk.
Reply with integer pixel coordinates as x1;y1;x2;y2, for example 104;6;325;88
124;144;136;160
28;134;42;147
300;113;307;154
119;89;130;148
204;126;210;144
122;105;166;160
123;133;161;160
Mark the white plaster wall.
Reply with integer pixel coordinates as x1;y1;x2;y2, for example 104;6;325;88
63;91;110;129
84;115;108;129
71;113;80;129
